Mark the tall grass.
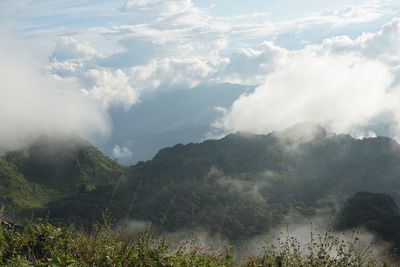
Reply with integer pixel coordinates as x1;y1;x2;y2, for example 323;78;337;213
0;221;397;266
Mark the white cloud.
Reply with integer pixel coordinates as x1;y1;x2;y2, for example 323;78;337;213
319;18;400;89
321;18;400;64
34;2;400;139
112;145;133;159
319;2;385;27
48;42;140;111
0;31;110;153
211;17;400;140
121;0;193;17
357;18;400;63
48;60;86;78
3;0;397;64
48;48;220;109
227;0;391;39
82;69;139;110
215;50;400;138
117;0;390;48
47;17;400;120
128;57;219;93
221;42;289;85
50;37;100;61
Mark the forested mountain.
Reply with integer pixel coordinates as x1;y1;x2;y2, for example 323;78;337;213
0;135;122;214
336;191;400;251
2;123;400;243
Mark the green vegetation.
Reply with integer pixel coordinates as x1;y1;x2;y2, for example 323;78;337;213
0;156;61;211
0;135;122;217
0;221;396;266
336;192;400;252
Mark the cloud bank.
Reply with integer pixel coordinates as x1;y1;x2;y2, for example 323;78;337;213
217;53;398;136
214;18;400;139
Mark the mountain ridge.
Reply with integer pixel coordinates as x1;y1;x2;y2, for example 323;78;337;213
2;124;400;243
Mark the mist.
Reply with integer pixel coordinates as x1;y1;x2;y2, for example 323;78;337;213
0;30;110;153
115;214;390;262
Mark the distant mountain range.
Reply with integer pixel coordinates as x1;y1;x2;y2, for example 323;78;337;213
99;83;252;164
2;123;400;244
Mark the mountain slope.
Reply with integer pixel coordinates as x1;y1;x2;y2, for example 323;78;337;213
336;191;400;250
45;124;400;241
4;124;400;242
0;135;122;215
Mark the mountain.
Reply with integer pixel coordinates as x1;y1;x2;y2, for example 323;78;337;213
42;123;400;242
3;124;400;243
0;135;122;216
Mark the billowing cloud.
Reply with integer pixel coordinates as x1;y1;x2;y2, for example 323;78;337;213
221;42;289;85
215;48;400;138
321;18;400;63
209;17;400;140
50;37;100;61
49;51;219;108
82;69;139;110
360;18;400;62
128;57;219;92
0;31;110;153
319;18;400;86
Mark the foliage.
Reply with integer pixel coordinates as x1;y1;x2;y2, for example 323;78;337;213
0;221;396;266
0;135;122;217
336;192;400;251
247;228;397;267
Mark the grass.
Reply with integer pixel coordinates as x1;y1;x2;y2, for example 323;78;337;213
0;221;398;266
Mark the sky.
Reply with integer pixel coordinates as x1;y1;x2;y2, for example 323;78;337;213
1;0;400;162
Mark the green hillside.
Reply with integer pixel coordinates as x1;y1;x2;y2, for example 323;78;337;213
0;135;122;216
